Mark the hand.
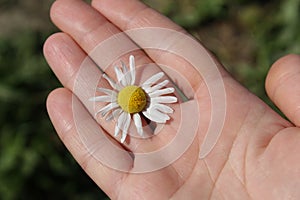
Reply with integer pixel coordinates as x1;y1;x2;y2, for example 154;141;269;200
44;0;300;199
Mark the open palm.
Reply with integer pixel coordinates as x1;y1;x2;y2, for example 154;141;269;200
44;0;300;199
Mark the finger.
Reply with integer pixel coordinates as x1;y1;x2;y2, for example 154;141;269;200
91;0;228;95
44;32;182;160
43;32;86;89
50;0;204;99
43;33;136;146
266;54;300;126
44;39;195;198
91;0;232;159
49;0;182;108
92;0;184;32
47;89;199;199
43;32;103;114
50;0;159;76
46;88;132;199
47;0;203;173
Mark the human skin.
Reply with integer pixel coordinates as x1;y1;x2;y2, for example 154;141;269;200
44;0;300;199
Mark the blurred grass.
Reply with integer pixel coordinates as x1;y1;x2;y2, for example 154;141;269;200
0;0;299;199
144;0;300;102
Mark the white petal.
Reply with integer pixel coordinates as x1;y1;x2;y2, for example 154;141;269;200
129;55;136;85
121;61;128;74
151;103;174;114
133;113;143;136
106;114;114;121
124;72;132;86
106;108;122;121
120;113;131;143
96;102;119;117
89;95;116;102
97;88;117;97
114;124;120;137
103;74;121;91
143;80;169;93
115;111;126;137
114;66;124;84
151;96;177;104
120;133;127;143
121;61;131;86
143;108;170;123
149;87;175;98
142;72;164;88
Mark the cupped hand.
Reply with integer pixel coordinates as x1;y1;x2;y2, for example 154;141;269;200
44;0;300;199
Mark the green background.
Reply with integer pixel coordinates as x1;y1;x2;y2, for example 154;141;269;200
0;0;299;199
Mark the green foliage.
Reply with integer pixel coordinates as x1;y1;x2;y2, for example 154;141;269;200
233;0;300;104
144;0;300;108
144;0;227;28
0;31;107;199
0;0;299;199
0;0;19;8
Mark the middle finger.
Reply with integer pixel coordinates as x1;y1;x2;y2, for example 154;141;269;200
49;0;182;152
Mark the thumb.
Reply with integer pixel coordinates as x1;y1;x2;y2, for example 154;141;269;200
266;54;300;126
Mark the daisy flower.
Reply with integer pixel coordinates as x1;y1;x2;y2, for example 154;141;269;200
90;55;177;143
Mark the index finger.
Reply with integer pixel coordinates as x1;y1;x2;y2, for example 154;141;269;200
48;0;186;153
91;0;228;93
91;0;229;158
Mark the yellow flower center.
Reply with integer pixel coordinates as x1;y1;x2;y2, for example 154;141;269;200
117;86;147;114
